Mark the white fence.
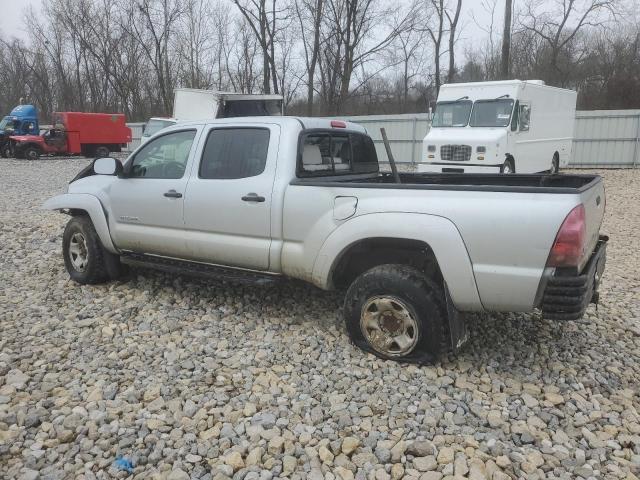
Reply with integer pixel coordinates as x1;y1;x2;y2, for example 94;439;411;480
126;110;640;167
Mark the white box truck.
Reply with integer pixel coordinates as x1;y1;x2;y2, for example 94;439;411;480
419;80;577;174
140;89;284;145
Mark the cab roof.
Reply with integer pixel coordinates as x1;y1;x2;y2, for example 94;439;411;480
173;116;367;134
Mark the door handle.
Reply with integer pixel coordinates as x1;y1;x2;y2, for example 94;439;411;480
241;193;265;203
164;190;183;198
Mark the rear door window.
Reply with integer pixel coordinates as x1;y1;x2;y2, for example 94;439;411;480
199;128;270;179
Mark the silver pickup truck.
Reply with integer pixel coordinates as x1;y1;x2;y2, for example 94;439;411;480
44;117;608;363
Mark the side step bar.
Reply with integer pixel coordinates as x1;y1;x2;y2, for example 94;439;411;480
120;252;279;286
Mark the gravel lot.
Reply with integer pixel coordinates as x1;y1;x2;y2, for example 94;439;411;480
1;157;639;480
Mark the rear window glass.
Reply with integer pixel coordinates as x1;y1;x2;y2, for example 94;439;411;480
299;131;378;177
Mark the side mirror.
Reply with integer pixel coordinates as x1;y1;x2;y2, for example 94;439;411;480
93;157;123;176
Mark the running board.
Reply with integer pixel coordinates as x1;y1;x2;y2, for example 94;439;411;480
120;252;279;286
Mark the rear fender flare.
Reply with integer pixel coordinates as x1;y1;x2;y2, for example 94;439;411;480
42;193;118;253
312;212;483;311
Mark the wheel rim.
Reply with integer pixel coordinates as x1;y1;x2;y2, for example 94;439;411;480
360;296;419;357
27;150;37;160
68;232;89;272
503;163;512;173
97;148;109;158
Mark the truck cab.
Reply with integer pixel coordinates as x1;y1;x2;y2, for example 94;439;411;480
420;80;577;174
0;105;39;157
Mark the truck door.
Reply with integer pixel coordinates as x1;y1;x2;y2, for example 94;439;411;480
108;128;200;257
182;124;279;270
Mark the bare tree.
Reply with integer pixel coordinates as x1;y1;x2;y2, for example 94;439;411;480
446;0;463;82
500;0;513;78
518;0;618;85
132;0;185;114
294;0;324;115
425;0;446;93
234;0;292;94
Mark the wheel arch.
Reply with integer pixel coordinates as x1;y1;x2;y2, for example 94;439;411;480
42;193;118;253
311;212;483;311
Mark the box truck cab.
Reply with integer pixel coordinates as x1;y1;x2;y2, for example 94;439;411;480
140;89;284;145
419;80;577;174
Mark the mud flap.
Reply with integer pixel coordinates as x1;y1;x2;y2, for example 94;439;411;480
445;283;469;353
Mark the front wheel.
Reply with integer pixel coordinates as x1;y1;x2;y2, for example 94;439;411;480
343;264;448;364
501;158;515;174
1;144;10;158
62;216;121;284
551;154;560;174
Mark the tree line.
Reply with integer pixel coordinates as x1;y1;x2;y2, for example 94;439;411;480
0;0;637;122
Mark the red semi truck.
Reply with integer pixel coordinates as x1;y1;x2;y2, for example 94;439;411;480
10;112;132;160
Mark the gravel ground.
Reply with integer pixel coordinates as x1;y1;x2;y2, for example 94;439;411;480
1;157;639;480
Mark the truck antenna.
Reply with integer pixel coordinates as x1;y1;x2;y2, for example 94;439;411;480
380;128;401;184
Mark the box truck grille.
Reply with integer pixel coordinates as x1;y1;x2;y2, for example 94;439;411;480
440;145;471;162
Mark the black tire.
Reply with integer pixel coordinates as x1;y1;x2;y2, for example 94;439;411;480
343;264;448;364
551;154;560;174
1;144;10;158
23;147;40;160
62;216;122;284
501;158;515;174
95;146;110;158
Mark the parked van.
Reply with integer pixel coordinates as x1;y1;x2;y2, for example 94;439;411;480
140;89;284;145
419;80;577;174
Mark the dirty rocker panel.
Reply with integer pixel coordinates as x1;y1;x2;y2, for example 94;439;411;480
541;236;608;320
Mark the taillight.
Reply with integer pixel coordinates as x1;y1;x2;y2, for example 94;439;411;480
546;204;586;268
331;120;346;128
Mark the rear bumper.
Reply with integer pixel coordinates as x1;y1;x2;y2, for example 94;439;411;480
541;236;608;320
417;162;503;174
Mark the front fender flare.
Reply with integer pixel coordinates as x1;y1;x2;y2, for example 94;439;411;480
42;193;118;254
311;212;483;312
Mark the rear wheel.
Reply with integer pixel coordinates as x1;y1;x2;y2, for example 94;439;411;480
1;144;10;158
343;264;447;364
95;145;110;158
23;147;40;160
501;158;515;174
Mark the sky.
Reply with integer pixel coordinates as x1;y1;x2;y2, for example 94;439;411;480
0;0;503;54
0;0;41;38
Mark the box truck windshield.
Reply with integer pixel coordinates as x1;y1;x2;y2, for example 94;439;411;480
432;100;472;127
469;99;514;127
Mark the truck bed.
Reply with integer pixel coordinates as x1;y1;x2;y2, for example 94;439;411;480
292;172;601;194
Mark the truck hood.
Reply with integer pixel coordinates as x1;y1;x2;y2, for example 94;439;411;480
425;128;507;145
9;134;41;143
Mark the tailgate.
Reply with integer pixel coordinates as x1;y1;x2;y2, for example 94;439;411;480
578;177;606;270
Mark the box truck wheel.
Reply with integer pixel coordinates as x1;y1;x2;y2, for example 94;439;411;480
95;146;110;159
501;157;515;174
343;264;448;364
551;153;560;174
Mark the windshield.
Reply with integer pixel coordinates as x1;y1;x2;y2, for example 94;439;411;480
469;99;514;127
0;117;17;131
432;100;472;127
143;119;175;137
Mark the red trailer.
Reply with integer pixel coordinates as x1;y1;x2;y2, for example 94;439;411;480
9;112;132;160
